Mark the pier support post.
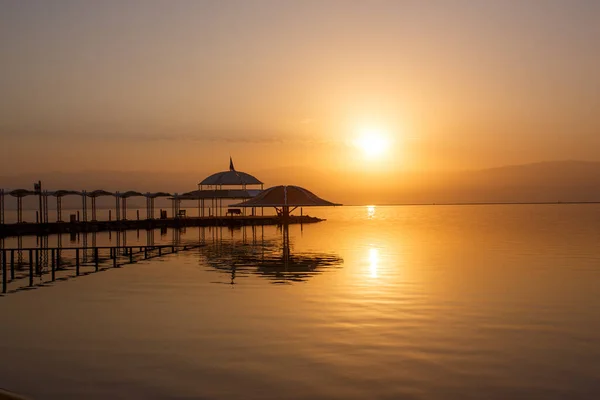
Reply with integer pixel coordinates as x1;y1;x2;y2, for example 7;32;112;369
57;196;62;222
129;248;133;263
122;197;127;220
76;248;80;276
2;250;7;293
51;248;55;281
94;248;99;271
34;249;39;276
36;181;43;224
29;249;33;286
43;191;49;224
81;191;88;222
17;196;23;223
0;188;4;225
10;249;14;280
115;192;120;221
91;196;97;221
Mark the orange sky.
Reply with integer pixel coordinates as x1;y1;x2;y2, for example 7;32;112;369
1;1;599;200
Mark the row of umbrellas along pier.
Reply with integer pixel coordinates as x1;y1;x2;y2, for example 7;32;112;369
0;160;340;224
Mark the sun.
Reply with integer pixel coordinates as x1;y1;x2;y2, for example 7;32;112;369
353;128;390;158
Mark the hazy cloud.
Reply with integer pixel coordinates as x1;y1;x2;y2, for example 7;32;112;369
1;127;340;146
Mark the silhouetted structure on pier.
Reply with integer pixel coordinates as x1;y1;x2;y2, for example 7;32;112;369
0;186;173;225
0;159;266;225
178;157;264;217
232;185;341;221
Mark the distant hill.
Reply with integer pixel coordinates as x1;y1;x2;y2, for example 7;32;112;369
1;160;599;206
331;160;600;204
439;160;600;204
472;160;600;186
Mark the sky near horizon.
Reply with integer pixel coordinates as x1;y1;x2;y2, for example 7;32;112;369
1;0;599;183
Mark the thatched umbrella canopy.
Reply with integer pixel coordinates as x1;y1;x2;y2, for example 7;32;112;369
199;158;263;187
147;192;171;198
120;190;145;198
87;189;114;198
232;185;340;220
50;190;82;197
8;189;36;197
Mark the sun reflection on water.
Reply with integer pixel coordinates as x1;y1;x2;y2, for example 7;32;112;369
369;247;379;278
367;205;376;219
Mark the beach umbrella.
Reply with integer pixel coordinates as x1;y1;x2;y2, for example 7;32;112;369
231;185;340;220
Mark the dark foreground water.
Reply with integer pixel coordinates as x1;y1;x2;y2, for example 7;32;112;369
1;205;600;399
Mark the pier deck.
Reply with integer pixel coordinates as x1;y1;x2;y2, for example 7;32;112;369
0;215;323;238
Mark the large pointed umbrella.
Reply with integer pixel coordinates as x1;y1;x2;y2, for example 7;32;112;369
231;185;340;220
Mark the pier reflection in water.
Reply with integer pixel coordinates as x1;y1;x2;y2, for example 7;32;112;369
201;224;343;285
0;226;200;294
1;224;343;293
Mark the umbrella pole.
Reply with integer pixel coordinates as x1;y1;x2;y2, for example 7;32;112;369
283;206;290;222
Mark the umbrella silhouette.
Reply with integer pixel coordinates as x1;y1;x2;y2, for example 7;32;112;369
231;185;341;221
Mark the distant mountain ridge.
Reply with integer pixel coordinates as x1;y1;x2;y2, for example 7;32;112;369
450;160;600;203
474;160;600;183
1;160;599;205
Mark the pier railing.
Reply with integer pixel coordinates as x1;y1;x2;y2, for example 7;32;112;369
1;244;199;294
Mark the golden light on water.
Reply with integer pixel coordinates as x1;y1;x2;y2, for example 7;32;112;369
367;205;376;218
369;247;379;278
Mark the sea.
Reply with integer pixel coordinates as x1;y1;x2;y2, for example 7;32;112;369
1;204;599;399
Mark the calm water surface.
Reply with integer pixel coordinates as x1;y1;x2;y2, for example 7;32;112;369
1;205;600;399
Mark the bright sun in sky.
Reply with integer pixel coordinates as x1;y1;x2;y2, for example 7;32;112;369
353;128;390;158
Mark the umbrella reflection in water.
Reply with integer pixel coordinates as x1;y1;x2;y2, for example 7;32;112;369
200;185;343;284
201;224;343;285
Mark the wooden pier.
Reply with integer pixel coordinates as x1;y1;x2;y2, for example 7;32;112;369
0;214;322;239
1;244;200;294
